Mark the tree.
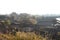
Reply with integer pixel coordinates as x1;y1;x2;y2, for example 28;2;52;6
10;12;18;21
18;13;37;27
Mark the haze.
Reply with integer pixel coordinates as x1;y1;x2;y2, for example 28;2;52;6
0;0;60;15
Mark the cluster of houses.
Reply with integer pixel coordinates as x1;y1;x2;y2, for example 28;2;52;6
0;13;60;40
0;14;60;33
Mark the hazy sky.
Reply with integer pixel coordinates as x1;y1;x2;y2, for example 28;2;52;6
0;0;60;15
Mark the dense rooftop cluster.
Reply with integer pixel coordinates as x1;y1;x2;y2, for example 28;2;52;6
0;12;60;40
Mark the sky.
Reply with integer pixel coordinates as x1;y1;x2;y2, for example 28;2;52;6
0;0;60;15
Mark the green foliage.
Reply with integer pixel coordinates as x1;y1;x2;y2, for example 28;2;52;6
5;20;11;25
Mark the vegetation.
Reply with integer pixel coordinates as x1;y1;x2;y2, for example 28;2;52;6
0;12;60;40
0;32;47;40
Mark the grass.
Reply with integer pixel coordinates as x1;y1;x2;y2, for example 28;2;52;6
0;32;47;40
